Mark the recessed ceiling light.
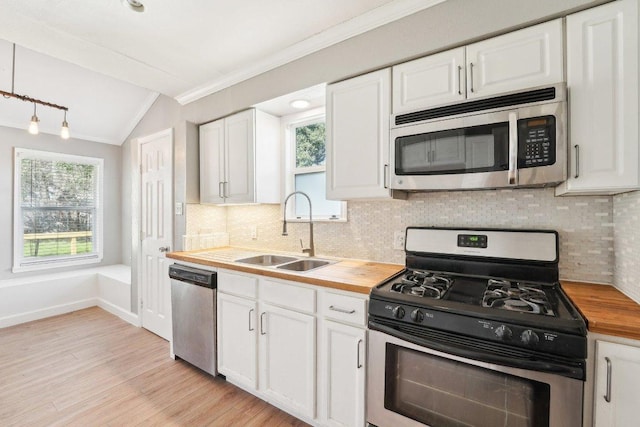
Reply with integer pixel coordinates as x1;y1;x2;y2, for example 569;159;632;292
290;99;310;109
122;0;144;12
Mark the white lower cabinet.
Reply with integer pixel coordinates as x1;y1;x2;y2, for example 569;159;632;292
217;269;368;426
593;339;640;427
217;292;258;389
322;320;366;427
260;302;316;419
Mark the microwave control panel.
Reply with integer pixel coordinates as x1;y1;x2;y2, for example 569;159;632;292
518;115;556;168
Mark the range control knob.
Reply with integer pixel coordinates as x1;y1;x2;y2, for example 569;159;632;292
410;309;424;323
520;329;540;346
392;306;406;319
494;325;513;341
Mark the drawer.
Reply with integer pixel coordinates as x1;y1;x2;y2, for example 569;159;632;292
218;270;258;298
260;279;316;314
322;291;367;326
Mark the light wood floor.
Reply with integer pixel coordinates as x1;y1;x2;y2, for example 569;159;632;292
0;307;309;426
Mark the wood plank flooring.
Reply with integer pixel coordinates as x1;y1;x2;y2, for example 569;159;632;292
0;307;309;426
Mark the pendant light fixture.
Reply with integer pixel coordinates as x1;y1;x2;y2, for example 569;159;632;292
0;43;70;139
28;103;39;135
60;110;70;139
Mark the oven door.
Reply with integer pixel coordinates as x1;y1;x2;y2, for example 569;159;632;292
367;329;583;427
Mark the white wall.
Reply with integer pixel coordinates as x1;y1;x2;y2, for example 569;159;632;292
0;125;123;281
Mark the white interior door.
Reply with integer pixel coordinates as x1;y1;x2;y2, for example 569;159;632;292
139;128;173;340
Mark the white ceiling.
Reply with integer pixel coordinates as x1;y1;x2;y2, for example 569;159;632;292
0;0;444;144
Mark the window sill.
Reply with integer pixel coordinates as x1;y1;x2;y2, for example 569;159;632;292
12;255;103;274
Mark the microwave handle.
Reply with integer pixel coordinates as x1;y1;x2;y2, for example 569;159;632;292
508;112;518;185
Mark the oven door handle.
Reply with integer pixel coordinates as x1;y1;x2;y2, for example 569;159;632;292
369;320;584;380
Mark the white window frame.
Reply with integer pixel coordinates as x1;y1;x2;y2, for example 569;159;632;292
282;108;346;222
13;148;104;272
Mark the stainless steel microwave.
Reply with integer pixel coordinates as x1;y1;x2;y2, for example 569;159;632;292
389;84;567;191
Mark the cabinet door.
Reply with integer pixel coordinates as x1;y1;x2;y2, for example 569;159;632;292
466;19;563;99
556;0;639;195
326;68;392;200
322;321;366;427
199;119;225;204
217;292;258;390
224;109;255;203
259;303;316;419
392;47;466;113
594;340;640;427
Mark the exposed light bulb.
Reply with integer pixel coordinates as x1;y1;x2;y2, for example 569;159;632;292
61;111;70;139
28;104;39;135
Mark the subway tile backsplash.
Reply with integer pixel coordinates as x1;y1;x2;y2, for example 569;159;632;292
187;188;623;286
614;191;640;303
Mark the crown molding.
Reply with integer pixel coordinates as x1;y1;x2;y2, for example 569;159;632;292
175;0;446;105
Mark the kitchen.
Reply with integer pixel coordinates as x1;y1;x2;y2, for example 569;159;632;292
1;0;640;426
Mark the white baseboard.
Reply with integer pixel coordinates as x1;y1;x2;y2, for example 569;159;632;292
0;298;99;329
97;298;140;327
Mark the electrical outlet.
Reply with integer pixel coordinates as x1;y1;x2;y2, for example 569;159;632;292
175;202;183;216
250;225;258;240
393;231;405;250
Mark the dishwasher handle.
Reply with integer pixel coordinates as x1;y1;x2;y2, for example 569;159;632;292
169;264;217;288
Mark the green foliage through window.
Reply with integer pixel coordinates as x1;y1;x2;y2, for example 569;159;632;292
296;123;326;168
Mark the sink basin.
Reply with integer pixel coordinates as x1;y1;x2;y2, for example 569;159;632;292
235;254;299;266
276;259;332;272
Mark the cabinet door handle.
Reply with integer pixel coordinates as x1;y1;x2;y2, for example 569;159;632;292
384;164;389;189
469;62;475;93
218;181;224;199
248;308;254;331
329;305;356;314
357;339;363;369
457;65;463;95
604;356;612;403
260;312;266;335
223;181;229;199
574;145;580;179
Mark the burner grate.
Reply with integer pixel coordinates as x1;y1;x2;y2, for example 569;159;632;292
483;280;555;316
390;270;452;299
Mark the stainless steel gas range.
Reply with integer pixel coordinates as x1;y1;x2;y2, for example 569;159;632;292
367;227;587;427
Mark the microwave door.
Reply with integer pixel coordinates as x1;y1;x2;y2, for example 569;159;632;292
390;111;514;190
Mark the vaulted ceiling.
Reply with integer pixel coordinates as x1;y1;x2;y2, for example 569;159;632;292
0;0;444;144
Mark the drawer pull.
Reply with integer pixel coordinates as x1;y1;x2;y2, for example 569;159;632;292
329;305;356;314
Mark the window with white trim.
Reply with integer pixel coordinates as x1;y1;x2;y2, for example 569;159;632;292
283;108;346;221
13;148;103;272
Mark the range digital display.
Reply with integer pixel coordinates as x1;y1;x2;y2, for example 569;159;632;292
458;234;488;248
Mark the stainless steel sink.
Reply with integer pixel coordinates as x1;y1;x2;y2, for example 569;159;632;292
235;254;299;266
276;259;332;272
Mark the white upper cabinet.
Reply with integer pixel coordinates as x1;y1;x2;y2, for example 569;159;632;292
556;0;639;195
199;109;280;204
327;68;404;200
392;19;564;113
392;48;466;113
466;19;564;100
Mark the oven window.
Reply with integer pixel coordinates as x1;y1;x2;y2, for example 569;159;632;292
395;122;509;175
384;343;550;427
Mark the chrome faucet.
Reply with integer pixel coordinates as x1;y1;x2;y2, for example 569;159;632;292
282;191;314;257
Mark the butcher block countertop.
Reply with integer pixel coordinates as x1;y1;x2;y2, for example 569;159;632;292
562;280;640;341
167;247;405;295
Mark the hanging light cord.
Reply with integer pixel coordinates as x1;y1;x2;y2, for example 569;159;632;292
0;43;68;112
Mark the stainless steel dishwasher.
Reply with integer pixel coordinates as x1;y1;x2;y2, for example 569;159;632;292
169;264;217;375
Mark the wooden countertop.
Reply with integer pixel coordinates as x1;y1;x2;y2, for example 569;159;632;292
167;247;405;295
562;280;640;341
